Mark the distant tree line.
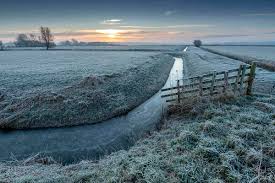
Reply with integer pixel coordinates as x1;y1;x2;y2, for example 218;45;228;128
59;39;117;46
14;27;55;49
15;34;43;47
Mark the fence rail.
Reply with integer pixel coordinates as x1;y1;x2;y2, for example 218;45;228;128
161;63;256;103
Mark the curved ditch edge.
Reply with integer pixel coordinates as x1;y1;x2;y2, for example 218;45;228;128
0;57;183;164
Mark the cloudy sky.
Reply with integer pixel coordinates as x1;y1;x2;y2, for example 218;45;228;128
0;0;275;43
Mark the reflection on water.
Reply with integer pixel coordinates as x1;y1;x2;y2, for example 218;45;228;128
162;57;184;103
163;57;183;89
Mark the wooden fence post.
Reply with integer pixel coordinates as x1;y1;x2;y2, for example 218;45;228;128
199;76;203;96
246;62;256;95
234;65;242;93
177;80;180;103
239;65;247;94
223;71;229;93
210;71;216;95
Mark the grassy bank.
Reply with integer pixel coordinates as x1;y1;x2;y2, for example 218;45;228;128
0;54;174;129
201;47;275;72
1;94;274;182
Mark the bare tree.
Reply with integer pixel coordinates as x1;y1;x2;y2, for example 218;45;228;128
71;38;79;45
193;40;202;47
29;34;37;43
0;41;3;50
40;27;54;50
15;34;42;47
15;34;28;47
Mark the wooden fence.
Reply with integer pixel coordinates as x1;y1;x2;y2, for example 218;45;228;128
161;63;256;103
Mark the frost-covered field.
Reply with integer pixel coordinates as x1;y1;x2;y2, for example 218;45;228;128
56;45;186;51
1;47;274;182
205;46;275;61
0;51;157;99
6;45;186;52
1;95;274;182
0;50;174;129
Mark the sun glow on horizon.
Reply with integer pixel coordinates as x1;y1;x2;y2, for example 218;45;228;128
95;29;122;38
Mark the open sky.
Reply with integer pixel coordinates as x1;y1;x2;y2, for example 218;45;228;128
0;0;275;43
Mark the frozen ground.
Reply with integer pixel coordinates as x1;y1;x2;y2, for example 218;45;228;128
203;46;275;71
0;47;274;182
55;45;186;51
205;46;275;61
182;47;275;95
6;45;186;52
0;51;174;129
0;51;157;99
1;95;274;182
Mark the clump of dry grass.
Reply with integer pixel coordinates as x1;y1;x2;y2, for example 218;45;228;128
0;95;274;182
78;75;106;87
252;101;275;113
167;92;236;117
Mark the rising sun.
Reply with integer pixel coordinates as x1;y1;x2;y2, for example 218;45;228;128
96;29;121;38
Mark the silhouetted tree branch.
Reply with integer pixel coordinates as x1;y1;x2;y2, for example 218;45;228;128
0;41;3;50
40;27;54;50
